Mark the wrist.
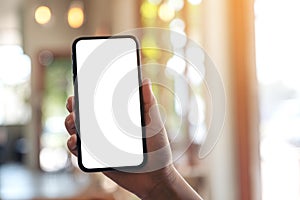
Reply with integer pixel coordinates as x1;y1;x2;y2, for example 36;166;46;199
141;165;202;200
142;165;179;200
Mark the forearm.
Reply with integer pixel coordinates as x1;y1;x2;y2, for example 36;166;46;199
143;166;202;200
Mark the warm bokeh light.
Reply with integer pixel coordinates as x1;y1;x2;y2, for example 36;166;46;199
188;0;203;5
148;0;162;5
140;1;157;19
68;7;84;28
158;3;175;22
34;6;51;25
168;0;184;11
141;36;160;59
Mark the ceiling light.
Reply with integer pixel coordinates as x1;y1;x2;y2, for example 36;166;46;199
68;2;84;29
35;6;51;25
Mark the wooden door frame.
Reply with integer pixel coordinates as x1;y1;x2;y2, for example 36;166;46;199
228;0;261;199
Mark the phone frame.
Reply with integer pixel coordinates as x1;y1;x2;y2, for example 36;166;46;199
72;35;147;172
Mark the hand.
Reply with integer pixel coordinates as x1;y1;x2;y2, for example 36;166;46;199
65;79;202;200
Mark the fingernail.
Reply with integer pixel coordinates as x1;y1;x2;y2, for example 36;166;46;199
143;79;153;92
144;78;151;85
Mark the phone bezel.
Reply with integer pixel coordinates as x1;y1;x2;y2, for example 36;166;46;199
72;35;147;172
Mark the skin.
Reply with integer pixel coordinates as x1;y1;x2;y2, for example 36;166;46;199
65;79;202;200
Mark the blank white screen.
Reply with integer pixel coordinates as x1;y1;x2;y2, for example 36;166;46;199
75;37;144;169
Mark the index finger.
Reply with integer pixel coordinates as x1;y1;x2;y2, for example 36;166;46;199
66;96;74;112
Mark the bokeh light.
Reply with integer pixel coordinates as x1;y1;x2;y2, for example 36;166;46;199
141;1;158;19
170;18;185;32
166;55;186;75
40;147;68;172
148;0;162;5
168;0;185;11
141;36;160;59
187;64;205;85
158;3;175;22
68;6;84;29
188;0;203;5
35;6;51;25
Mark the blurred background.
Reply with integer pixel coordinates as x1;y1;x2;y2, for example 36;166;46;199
0;0;299;199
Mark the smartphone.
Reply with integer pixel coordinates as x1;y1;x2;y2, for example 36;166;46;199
72;36;146;172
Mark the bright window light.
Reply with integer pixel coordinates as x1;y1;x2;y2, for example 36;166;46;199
255;0;300;199
0;45;31;125
0;45;31;86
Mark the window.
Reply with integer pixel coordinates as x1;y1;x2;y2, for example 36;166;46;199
0;45;31;125
38;53;73;172
255;0;300;199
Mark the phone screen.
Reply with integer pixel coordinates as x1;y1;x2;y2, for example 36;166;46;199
72;36;146;172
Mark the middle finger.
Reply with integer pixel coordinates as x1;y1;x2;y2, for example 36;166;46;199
65;112;76;135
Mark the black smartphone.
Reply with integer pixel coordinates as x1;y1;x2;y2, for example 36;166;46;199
72;36;146;172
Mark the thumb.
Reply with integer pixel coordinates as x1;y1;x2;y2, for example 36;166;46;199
142;79;155;112
142;79;165;136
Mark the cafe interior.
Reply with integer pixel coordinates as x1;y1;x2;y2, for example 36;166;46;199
0;0;300;199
